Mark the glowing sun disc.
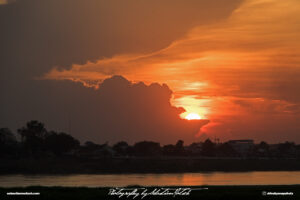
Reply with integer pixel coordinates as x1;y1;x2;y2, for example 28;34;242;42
185;113;201;120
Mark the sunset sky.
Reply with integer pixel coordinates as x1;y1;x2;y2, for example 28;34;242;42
1;0;300;144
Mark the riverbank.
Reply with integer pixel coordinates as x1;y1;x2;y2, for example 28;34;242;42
0;185;299;200
1;157;300;174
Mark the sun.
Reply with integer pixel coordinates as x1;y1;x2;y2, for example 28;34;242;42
185;113;201;120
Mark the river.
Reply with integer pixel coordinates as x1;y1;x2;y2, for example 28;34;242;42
0;171;299;187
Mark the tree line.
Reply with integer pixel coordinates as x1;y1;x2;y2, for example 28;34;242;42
1;120;299;159
0;121;80;158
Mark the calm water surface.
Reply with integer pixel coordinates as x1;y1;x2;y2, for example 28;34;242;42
0;172;300;187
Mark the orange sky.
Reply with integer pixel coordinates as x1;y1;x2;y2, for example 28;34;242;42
42;0;300;142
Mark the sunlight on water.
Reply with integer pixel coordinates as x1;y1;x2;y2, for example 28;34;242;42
0;172;300;187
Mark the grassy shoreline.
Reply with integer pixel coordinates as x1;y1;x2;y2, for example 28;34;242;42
0;185;300;200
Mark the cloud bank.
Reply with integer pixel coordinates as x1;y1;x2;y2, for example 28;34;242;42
43;0;300;142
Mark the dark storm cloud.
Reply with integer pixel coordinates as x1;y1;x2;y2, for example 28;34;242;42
0;0;242;77
2;75;209;144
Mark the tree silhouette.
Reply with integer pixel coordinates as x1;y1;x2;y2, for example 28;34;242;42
175;140;185;155
0;128;16;144
133;141;161;156
278;141;296;157
0;128;18;156
18;121;47;141
17;120;47;156
258;141;269;150
253;141;270;157
45;131;80;156
113;141;129;156
202;139;215;156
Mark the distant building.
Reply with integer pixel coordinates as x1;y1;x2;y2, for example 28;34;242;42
269;142;297;158
228;140;254;156
76;143;115;158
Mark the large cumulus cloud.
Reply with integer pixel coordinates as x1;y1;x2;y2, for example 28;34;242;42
91;75;208;143
1;75;208;144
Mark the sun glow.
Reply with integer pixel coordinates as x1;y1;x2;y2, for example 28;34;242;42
185;113;201;120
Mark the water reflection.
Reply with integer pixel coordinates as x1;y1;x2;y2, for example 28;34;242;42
0;171;299;187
